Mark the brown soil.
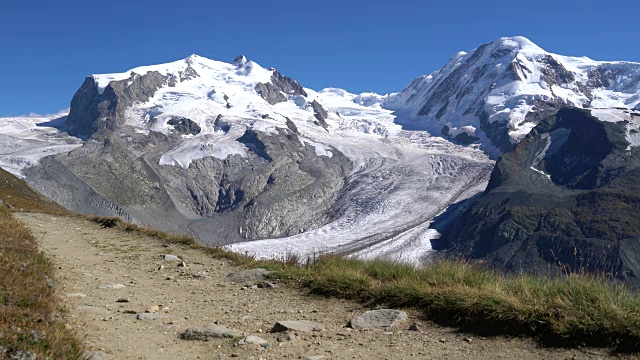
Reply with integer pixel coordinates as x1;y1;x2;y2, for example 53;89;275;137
17;213;630;360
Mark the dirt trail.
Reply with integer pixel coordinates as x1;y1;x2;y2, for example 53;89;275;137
18;212;622;360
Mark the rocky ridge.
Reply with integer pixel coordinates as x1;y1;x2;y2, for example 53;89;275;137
384;36;640;153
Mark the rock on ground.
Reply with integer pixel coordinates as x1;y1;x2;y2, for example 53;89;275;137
235;336;268;346
225;268;274;283
271;320;325;333
98;283;126;290
181;324;243;340
350;309;408;330
136;313;168;321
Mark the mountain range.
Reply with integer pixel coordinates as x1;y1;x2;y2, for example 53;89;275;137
2;36;640;283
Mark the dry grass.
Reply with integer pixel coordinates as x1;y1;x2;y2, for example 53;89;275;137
0;209;84;359
0;168;67;215
273;256;640;351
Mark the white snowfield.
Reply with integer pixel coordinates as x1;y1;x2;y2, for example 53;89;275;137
0;116;82;177
2;36;640;264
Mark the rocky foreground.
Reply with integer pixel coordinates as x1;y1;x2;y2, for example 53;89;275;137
16;212;625;360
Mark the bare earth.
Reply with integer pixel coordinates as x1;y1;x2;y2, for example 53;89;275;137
17;213;630;360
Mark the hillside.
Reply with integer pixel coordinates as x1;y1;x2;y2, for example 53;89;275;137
0;168;82;358
15;211;635;359
0;167;67;214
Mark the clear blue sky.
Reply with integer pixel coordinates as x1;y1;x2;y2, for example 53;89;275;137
1;0;638;116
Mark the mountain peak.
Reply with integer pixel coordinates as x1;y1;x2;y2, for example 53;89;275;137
233;55;248;67
493;36;545;53
185;54;203;64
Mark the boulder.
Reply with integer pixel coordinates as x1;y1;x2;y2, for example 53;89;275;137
350;309;408;330
180;324;243;340
225;268;274;283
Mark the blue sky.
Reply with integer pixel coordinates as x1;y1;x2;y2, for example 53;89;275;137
1;0;638;116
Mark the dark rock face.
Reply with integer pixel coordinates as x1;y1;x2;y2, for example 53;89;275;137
441;125;479;145
65;71;168;138
255;70;308;105
270;70;307;97
480;99;563;154
167;117;201;136
310;100;329;129
442;107;640;287
254;82;287;105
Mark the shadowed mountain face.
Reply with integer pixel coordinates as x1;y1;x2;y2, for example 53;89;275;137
442;108;640;287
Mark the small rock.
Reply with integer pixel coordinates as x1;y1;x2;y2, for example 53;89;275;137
383;331;393;335
193;271;208;278
98;283;126;290
161;243;170;248
181;324;243;340
116;298;130;303
158;265;165;270
276;332;297;342
271;320;325;333
162;254;181;261
257;281;275;289
225;268;274;283
235;335;268;346
166;276;174;281
122;310;137;314
439;338;446;343
349;309;408;330
136;313;168;321
145;305;160;313
44;275;55;289
304;356;325;360
177;261;186;267
464;337;472;343
66;293;87;298
408;323;420;331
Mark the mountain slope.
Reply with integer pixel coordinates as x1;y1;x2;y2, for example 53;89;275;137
0;167;67;214
385;36;640;153
4;36;640;265
441;107;640;286
22;54;492;262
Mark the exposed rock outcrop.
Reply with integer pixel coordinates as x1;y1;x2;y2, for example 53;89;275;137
255;70;308;105
65;71;168;138
442;107;640;287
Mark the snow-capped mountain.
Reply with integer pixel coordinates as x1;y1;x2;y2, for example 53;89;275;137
385;36;640;153
3;36;640;266
19;52;492;264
